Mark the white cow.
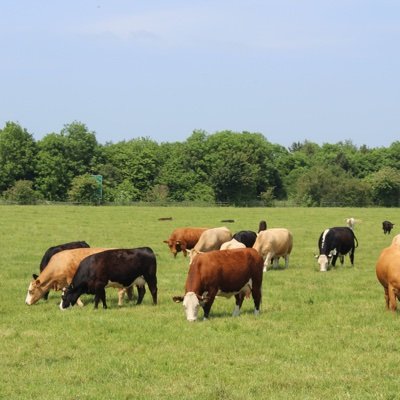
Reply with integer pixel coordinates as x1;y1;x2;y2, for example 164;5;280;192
253;228;293;271
220;238;246;250
189;226;232;263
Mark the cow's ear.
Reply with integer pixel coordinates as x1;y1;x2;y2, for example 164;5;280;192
32;273;38;279
172;296;184;303
163;240;168;244
34;278;41;286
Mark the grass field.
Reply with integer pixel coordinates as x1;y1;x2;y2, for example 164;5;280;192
1;205;400;399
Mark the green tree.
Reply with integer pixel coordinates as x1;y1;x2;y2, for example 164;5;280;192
0;122;37;193
68;174;101;204
365;167;400;207
3;180;40;204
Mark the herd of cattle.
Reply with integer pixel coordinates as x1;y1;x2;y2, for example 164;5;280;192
24;218;399;321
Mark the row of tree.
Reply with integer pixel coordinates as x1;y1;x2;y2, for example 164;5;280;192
1;121;399;206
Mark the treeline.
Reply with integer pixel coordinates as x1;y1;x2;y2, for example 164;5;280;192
1;120;399;206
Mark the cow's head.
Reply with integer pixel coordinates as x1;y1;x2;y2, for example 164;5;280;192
25;274;45;305
315;254;332;272
163;239;181;257
59;285;79;310
173;292;208;321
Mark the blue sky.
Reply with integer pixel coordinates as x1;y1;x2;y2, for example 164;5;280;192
1;0;399;148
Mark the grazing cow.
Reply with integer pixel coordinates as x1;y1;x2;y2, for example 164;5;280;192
316;227;358;272
163;227;208;257
220;238;246;250
25;248;110;305
38;240;90;300
189;226;232;263
258;220;267;232
232;230;257;248
252;228;293;271
376;244;400;311
173;248;264;321
383;220;395;235
60;247;157;310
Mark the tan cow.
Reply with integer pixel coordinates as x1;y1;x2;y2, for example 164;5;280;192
189;227;232;263
220;238;246;250
25;248;111;305
376;244;400;311
253;228;293;271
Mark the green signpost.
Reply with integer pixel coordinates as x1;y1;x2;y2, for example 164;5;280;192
91;174;103;204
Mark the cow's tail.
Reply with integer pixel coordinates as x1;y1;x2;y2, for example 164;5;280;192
354;234;359;248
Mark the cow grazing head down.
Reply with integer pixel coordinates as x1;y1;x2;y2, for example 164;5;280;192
25;274;43;305
315;254;331;272
163;239;180;257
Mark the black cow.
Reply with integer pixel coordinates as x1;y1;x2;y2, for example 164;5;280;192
316;227;358;272
60;247;157;310
382;220;395;235
258;220;267;232
232;231;257;248
39;240;90;300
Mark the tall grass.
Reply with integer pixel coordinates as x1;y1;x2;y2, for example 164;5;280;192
1;205;400;399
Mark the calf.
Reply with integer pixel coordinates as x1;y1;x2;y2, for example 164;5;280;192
164;227;208;257
253;228;293;271
232;230;257;248
60;247;158;310
38;240;90;300
173;248;264;321
376;244;400;311
383;220;395;234
316;227;358;272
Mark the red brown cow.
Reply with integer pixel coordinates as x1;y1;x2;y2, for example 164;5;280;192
163;227;208;257
376;244;400;311
173;248;264;321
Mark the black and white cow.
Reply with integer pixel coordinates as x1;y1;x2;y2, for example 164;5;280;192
60;247;157;310
382;220;395;235
316;227;358;272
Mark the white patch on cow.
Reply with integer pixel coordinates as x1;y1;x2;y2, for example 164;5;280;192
317;254;329;272
183;292;200;321
321;229;330;249
133;276;145;287
216;279;252;299
25;282;34;305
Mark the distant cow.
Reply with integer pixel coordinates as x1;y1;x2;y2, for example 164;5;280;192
345;218;355;230
220;238;246;250
383;220;395;235
232;230;257;248
173;248;264;321
316;227;358;272
163;227;208;257
25;248;110;306
253;228;293;271
38;240;90;300
258;220;267;232
376;243;400;311
60;247;158;310
189;227;232;263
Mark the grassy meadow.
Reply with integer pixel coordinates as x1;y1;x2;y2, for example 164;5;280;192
1;205;400;399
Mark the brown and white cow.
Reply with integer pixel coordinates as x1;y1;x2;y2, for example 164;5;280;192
163;227;208;257
60;247;157;310
253;228;293;271
173;248;264;321
25;248;111;305
376;243;400;311
189;226;232;263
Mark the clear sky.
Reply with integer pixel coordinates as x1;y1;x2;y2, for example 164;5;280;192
1;0;399;148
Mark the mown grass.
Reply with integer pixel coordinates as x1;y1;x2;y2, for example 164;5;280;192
1;205;400;399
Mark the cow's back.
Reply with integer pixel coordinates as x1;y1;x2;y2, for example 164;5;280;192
194;227;232;252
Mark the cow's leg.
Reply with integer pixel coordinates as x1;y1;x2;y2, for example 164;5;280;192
118;289;125;306
331;254;338;267
202;289;217;320
384;287;390;309
263;253;272;272
251;285;262;315
136;285;146;305
143;275;157;305
349;250;355;266
232;293;245;317
388;284;397;311
43;291;50;301
284;255;289;269
94;286;107;309
273;256;279;269
339;255;344;265
182;245;187;257
126;286;133;301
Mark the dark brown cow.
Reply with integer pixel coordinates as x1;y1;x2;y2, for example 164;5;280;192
173;248;264;321
163;227;208;257
60;247;157;310
382;220;395;234
376;244;400;311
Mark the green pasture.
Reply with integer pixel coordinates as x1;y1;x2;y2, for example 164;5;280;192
1;205;400;399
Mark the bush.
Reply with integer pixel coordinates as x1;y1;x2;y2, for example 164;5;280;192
3;180;40;204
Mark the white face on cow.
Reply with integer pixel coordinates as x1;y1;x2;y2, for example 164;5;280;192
25;278;43;305
317;255;329;272
183;292;200;321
